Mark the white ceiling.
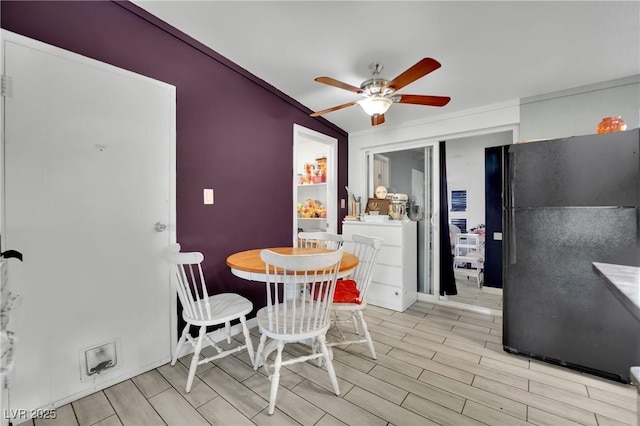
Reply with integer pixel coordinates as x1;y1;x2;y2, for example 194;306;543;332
132;1;639;134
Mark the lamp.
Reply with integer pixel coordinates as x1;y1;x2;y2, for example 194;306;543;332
359;96;392;116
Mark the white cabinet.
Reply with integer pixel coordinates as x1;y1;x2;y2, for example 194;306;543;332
293;125;337;242
342;221;417;312
453;233;484;287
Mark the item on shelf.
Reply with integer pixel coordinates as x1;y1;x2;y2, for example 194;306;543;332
596;116;627;134
388;193;408;220
301;156;328;185
374;186;388;199
407;197;423;221
297;198;327;218
316;154;327;183
365;197;390;215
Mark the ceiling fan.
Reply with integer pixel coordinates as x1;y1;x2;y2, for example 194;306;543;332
310;58;451;126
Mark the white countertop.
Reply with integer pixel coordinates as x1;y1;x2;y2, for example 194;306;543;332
592;262;640;321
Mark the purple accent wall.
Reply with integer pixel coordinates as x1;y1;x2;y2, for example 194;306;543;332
1;1;349;315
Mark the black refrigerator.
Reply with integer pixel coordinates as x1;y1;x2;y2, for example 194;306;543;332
503;128;640;383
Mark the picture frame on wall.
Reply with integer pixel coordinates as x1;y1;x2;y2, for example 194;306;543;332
451;190;468;212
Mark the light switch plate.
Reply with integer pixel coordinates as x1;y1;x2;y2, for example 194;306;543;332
204;189;214;205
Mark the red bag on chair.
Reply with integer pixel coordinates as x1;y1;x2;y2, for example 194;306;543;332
332;279;361;304
312;279;361;303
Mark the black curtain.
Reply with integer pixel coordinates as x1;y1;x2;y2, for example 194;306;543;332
439;141;457;296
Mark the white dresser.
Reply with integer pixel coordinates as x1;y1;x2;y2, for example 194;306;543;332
342;221;417;312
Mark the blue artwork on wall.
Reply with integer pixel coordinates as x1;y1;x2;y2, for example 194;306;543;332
451;190;467;212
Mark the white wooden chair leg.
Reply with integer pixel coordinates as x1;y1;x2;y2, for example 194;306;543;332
172;325;189;366
268;341;285;415
318;335;340;396
186;326;206;392
254;334;267;370
357;310;377;360
225;321;231;344
350;311;360;334
240;316;255;366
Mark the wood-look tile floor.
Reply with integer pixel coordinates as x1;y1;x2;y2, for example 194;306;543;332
28;301;636;426
447;279;503;311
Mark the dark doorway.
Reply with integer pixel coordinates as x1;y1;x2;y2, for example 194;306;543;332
484;145;509;288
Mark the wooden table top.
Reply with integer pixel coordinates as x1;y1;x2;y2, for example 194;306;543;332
226;247;359;275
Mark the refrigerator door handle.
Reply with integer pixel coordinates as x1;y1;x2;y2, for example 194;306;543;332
507;209;516;264
506;151;516;264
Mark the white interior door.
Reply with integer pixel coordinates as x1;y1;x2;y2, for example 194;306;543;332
2;31;176;414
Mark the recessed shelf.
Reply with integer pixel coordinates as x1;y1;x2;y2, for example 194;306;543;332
297;183;326;187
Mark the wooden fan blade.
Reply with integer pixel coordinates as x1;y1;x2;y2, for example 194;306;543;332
396;94;451;107
387;58;441;92
310;100;359;117
315;77;363;94
371;114;385;126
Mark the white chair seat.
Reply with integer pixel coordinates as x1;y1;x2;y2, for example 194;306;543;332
330;299;368;311
183;293;253;326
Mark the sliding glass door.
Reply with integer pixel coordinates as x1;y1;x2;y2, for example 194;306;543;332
366;141;440;299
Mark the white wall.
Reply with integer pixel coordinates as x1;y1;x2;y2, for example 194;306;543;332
520;76;640;141
446;132;513;231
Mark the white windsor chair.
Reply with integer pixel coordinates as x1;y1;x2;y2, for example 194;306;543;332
328;233;383;359
254;247;344;415
168;243;254;392
297;231;344;250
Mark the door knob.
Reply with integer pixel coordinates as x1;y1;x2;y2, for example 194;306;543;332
154;222;167;232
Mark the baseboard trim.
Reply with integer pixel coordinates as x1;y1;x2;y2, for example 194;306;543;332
437;298;503;317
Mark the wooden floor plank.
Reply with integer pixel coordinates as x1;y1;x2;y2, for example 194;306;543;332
103;380;164;426
71;391;115;426
369;365;466;412
461;399;531;426
198;366;267;419
33;404;77;426
292;380;387;426
197;396;254;426
148;387;210;426
343;386;439;426
529;380;636;424
472;375;598;425
417;369;528;420
242;372;325;425
527;406;585;426
401;393;486;426
157;362;218;408
131;369;172;399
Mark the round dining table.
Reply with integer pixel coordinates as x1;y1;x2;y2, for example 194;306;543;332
226;247;359;282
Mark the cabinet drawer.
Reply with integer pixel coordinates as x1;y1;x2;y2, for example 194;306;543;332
373;264;403;287
342;223;404;246
379;245;402;266
366;282;404;311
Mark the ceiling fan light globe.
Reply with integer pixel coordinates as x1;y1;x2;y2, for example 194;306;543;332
359;96;392;116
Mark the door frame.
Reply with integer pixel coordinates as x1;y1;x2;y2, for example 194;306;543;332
292;124;338;243
363;139;441;300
